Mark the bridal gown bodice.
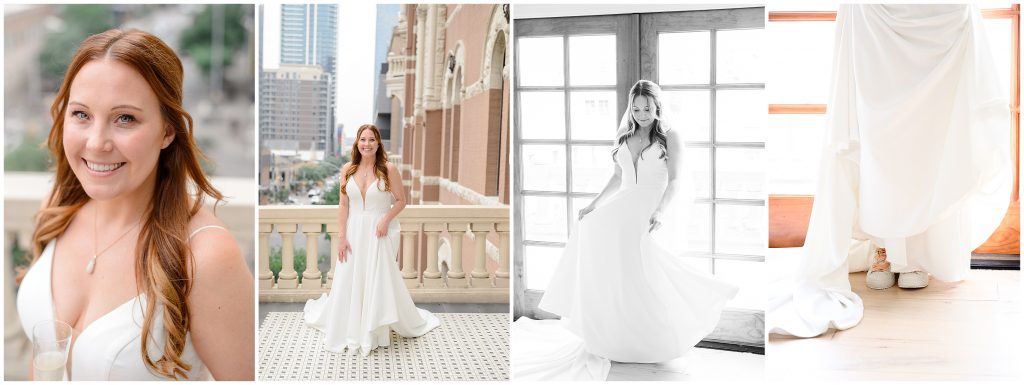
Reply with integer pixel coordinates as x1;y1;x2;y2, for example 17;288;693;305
526;140;737;372
17;239;210;380
618;144;669;194
303;175;440;355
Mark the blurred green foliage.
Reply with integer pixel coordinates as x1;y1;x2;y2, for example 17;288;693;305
273;189;290;203
323;182;341;205
267;243;330;283
4;133;50;172
179;4;248;77
320;154;353;205
325;154;347;168
296;163;333;183
10;242;29;270
39;5;117;92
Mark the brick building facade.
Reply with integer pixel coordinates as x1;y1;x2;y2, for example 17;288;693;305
383;4;510;206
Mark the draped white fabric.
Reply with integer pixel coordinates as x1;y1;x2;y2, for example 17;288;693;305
304;177;440;354
767;4;1011;337
513;132;737;380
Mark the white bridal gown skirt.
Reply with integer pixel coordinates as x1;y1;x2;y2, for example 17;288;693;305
303;208;440;355
767;4;1011;338
514;176;738;380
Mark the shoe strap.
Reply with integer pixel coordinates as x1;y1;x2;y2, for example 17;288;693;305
871;248;890;272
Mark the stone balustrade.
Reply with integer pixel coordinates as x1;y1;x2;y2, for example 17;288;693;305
386;53;410;79
4;172;255;269
259;205;509;303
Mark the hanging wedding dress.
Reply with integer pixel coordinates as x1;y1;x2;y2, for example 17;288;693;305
304;176;441;354
513;140;739;380
767;4;1011;337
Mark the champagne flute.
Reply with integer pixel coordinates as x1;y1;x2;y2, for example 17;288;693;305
31;320;72;381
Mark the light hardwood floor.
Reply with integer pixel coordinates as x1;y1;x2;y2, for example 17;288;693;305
768;269;1022;380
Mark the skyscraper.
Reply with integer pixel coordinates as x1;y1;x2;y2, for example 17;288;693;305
280;4;338;155
260;65;332;154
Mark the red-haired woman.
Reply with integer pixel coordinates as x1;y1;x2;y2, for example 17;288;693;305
304;124;440;355
16;29;254;380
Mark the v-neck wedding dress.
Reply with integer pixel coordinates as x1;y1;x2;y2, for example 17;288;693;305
17;238;212;380
303;176;440;355
513;142;738;380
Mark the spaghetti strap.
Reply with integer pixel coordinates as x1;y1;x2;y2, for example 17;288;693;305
189;225;228;240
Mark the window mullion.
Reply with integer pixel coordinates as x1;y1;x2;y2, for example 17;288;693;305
563;34;574;239
709;28;718;274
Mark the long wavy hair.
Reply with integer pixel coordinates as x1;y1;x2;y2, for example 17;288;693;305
612;80;669;161
340;124;391;195
31;29;223;380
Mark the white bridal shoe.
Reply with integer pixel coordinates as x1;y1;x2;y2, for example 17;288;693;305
865;248;895;290
897;271;929;289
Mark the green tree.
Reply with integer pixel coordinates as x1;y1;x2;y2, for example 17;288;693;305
323;181;341;205
178;4;248;77
268;243;331;284
4;133;50;171
295;163;334;183
273;189;289;204
324;154;348;168
39;5;118;91
10;242;29;269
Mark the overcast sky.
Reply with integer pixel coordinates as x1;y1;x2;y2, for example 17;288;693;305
261;3;378;139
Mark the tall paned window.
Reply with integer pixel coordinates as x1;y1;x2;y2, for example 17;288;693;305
514;7;765;346
766;5;1020;260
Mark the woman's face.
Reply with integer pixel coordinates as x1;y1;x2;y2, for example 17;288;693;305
357;129;379;160
631;94;656;129
63;59;174;201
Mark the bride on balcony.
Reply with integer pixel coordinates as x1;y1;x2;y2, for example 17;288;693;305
514;80;738;380
304;124;441;355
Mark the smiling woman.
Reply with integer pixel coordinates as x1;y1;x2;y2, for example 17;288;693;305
302;124;441;355
14;29;255;381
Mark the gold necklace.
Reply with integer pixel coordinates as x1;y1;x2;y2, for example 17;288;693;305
360;166;374;179
87;207;142;274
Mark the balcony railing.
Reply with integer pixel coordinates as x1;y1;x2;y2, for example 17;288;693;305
386;53;410;80
4;172;255;268
259;205;509;303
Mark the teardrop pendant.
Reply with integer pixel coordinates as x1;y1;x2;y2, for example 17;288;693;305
85;255;97;274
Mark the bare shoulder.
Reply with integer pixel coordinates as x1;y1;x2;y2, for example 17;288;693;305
187;206;242;274
664;126;682;149
341;162;355;175
663;125;680;141
385;161;400;175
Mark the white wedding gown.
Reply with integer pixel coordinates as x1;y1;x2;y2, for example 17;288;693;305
304;176;440;355
17;236;216;380
767;5;1011;337
513;143;739;380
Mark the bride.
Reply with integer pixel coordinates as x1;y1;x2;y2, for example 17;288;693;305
16;29;253;380
514;80;739;380
304;124;440;355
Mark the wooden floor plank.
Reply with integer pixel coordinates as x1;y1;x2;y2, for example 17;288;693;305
768;269;1021;381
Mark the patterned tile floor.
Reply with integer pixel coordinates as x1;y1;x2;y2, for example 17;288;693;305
258;312;510;381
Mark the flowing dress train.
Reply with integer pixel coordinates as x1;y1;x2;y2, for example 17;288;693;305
767;4;1010;337
513;143;738;380
304;177;440;355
